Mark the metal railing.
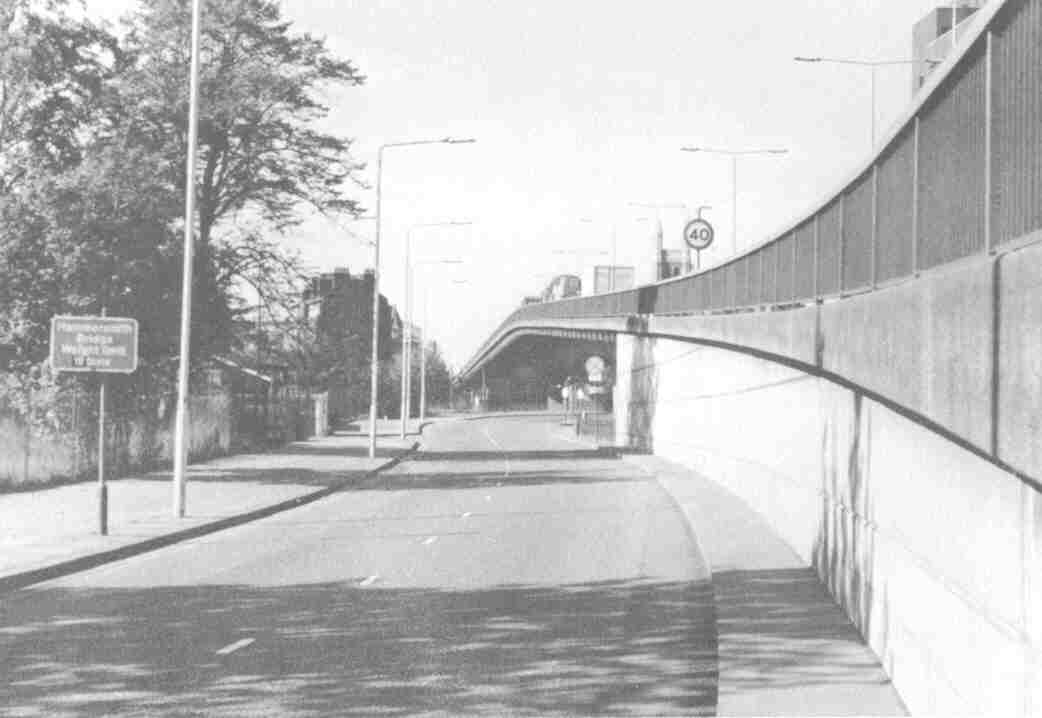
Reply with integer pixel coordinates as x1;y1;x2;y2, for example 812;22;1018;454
462;0;1042;381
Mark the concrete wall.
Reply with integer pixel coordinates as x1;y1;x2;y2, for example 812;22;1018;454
614;335;1042;716
640;244;1042;484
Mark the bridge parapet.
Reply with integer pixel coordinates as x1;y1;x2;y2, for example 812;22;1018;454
464;0;1042;390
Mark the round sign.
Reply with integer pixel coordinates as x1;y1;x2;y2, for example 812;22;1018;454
683;218;715;250
584;355;606;382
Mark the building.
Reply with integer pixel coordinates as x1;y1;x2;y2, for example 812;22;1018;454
913;2;985;92
582;265;636;294
299;267;399;423
659;249;689;279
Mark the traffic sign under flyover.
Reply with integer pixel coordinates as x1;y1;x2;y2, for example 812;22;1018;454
50;316;139;373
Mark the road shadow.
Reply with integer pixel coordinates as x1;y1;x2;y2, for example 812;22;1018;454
355;468;650;492
410;448;618;462
253;443;409;459
0;578;718;717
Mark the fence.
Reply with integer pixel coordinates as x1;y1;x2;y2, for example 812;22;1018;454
462;0;1042;379
0;382;310;491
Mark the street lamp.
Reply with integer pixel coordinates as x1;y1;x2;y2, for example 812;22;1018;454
794;56;936;149
679;147;788;257
400;220;471;438
172;0;203;518
368;137;475;458
414;271;467;422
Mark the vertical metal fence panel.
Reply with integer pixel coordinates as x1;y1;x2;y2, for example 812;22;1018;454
680;273;698;313
775;234;796;302
794;221;816;300
842;171;874;291
993;0;1042;246
745;251;761;306
817;200;842;296
876;127;917;282
711;266;726;309
657;280;678;314
697;272;711;310
918;37;988;269
761;242;778;304
620;290;637;315
734;256;749;308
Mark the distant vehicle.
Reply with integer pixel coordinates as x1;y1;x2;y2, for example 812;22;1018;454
541;274;581;302
521;295;542;306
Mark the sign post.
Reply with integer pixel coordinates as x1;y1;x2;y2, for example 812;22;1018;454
683;217;716;271
50;315;138;535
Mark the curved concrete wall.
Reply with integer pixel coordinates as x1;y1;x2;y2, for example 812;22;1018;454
614;333;1041;716
632;238;1042;488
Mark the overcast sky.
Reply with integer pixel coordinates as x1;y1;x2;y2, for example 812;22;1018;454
87;0;971;368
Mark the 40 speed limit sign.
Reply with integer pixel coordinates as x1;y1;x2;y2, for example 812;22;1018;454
683;218;715;251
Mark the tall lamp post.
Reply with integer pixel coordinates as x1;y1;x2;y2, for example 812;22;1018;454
401;221;471;439
172;0;203;518
368;137;474;458
415;268;467;422
794;56;932;149
679;147;788;257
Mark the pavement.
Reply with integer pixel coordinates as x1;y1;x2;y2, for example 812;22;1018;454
0;430;416;592
623;453;906;716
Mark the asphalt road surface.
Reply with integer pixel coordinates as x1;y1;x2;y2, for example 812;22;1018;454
0;415;716;717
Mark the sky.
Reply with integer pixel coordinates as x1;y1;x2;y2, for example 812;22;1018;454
85;0;973;369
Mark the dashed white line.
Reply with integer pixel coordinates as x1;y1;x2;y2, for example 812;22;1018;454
481;427;511;477
216;638;256;656
461;512;473;518
360;575;380;587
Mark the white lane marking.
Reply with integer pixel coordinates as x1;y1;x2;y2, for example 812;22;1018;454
481;426;511;477
216;638;256;656
422;536;438;545
360;575;380;587
461;512;472;518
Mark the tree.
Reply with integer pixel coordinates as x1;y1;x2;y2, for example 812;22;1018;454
111;0;366;246
0;1;116;192
420;341;452;410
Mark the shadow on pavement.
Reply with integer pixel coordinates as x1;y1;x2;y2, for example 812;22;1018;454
410;449;618;462
713;566;904;711
0;578;718;717
252;443;409;459
359;469;649;491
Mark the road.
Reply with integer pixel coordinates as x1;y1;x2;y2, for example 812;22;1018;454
0;415;716;717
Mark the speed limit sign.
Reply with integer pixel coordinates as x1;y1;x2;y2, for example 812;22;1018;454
683;218;715;250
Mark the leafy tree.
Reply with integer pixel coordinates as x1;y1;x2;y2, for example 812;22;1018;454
111;0;366;246
0;0;116;191
422;341;453;409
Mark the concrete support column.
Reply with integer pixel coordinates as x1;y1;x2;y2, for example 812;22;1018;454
613;334;636;448
613;333;657;451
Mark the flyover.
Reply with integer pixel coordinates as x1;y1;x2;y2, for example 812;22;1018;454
459;1;1042;714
